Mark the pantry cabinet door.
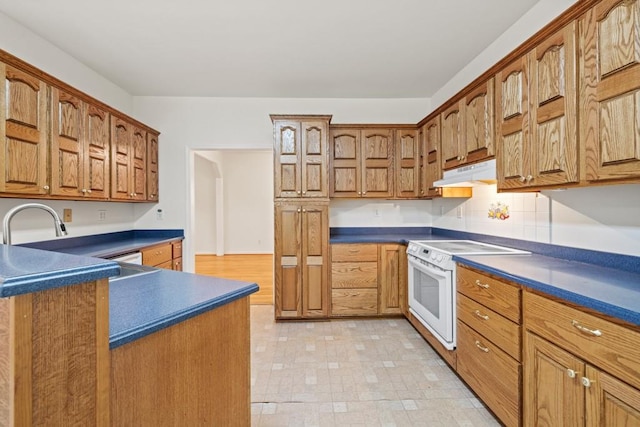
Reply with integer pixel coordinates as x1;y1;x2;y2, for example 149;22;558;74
301;121;329;198
274;204;302;318
582;0;640;182
0;64;49;195
274;121;301;198
496;55;530;189
301;204;328;317
361;128;393;198
51;88;84;197
530;22;579;187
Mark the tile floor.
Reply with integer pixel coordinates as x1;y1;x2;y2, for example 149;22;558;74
250;305;501;426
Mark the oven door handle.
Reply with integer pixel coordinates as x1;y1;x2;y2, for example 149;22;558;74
407;256;450;280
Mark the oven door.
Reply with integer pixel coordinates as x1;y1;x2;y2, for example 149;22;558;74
407;255;455;350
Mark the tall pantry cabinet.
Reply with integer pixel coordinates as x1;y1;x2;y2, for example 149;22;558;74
271;115;331;319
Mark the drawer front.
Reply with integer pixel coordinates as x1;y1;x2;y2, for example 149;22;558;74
172;241;183;259
332;243;378;262
331;262;378;288
142;243;172;267
457;265;521;323
156;259;173;270
458;293;521;361
457;321;521;427
525;291;640;390
173;257;183;271
331;289;377;316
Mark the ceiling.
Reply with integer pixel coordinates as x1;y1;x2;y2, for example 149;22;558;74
0;0;540;98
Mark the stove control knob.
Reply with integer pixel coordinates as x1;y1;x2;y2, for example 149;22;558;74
431;253;436;260
437;254;444;262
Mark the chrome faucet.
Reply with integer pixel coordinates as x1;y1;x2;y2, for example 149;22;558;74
2;203;68;245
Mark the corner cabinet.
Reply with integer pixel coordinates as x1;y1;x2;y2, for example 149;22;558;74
271;115;331;199
274;202;329;319
524;291;640;426
330;127;394;198
147;131;159;201
0;63;49;195
581;0;640;183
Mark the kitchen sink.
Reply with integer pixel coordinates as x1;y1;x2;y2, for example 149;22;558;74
109;261;160;281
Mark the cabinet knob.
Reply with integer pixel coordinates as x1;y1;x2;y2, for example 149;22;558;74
566;369;579;379
297;191;301;195
87;189;92;194
43;185;50;191
358;191;361;195
81;189;87;194
297;208;301;213
302;209;306;213
519;175;526;183
302;191;306;195
150;194;155;198
526;175;533;183
363;191;367;195
581;377;594;388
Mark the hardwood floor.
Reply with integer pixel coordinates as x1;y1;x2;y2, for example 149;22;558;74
195;254;273;305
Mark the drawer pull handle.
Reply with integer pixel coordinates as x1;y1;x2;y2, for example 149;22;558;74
571;320;602;337
474;310;489;321
474;340;489;353
567;369;579;379
475;279;489;289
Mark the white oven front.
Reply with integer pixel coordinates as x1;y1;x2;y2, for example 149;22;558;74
407;254;456;350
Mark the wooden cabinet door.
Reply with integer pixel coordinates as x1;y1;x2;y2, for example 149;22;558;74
301;204;328;317
0;64;49;195
582;0;640;182
441;99;465;170
496;55;531;189
274;121;301;198
378;244;406;315
301;121;328;198
51;88;84;197
585;366;640;426
424;116;443;198
146;132;159;201
330;128;360;197
524;332;585;426
84;104;110;199
464;78;495;163
111;116;132;200
131;126;147;200
361;128;393;198
395;129;419;198
274;204;302;318
530;22;579;187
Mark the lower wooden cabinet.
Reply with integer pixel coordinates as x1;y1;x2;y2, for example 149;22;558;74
142;239;184;270
524;291;640;426
330;243;406;317
274;202;329;319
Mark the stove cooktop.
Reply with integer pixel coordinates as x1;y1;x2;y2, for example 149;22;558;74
410;240;529;255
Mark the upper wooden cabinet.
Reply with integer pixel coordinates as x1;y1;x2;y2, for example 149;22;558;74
50;87;110;199
441;79;494;171
422;115;443;198
496;22;578;190
111;117;147;201
0;64;49;195
272;115;331;199
147;131;159;201
330;127;394;198
581;0;640;182
394;128;420;198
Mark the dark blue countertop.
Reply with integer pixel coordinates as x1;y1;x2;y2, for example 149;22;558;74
20;229;184;258
109;268;258;349
455;253;640;327
0;244;119;297
331;226;640;326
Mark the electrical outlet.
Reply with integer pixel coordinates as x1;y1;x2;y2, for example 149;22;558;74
98;210;106;221
456;206;463;219
63;208;72;222
156;209;163;220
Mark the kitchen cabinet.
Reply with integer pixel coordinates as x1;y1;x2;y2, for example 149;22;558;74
274;202;329;319
142;239;183;270
50;87;111;199
331;243;407;317
421;116;443;198
147;131;159;201
272;115;331;199
440;78;494;171
330;127;394;198
0;63;49;195
496;21;578;190
394;128;420;198
524;290;640;426
456;265;522;427
581;0;640;183
111;116;147;201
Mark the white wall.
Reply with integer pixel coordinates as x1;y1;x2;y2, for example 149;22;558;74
194;153;220;254
330;200;432;227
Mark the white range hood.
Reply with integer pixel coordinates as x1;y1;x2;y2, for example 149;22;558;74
433;158;497;187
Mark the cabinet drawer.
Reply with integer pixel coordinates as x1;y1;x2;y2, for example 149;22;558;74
172;240;183;259
332;244;377;262
457;266;521;323
457;321;520;427
331;262;377;288
458;293;521;361
173;257;183;271
525;291;640;390
142;243;172;267
331;289;377;316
